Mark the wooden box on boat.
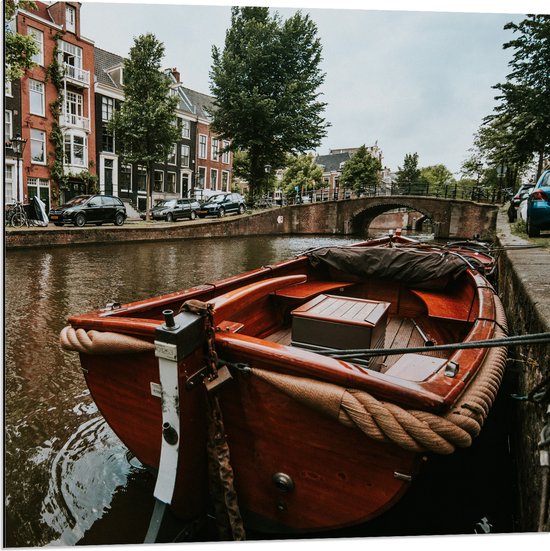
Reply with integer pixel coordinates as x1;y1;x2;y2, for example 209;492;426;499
291;294;390;370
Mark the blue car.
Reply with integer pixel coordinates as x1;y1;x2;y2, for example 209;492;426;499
526;170;550;237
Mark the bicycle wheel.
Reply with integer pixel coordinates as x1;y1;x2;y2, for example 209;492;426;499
11;212;28;227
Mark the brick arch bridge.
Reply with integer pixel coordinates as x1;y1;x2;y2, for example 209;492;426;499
266;196;498;240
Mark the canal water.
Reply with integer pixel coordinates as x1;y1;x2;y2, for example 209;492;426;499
4;234;516;546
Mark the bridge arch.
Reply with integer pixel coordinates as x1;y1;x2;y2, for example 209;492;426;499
348;200;433;234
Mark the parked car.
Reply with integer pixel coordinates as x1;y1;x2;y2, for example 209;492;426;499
197;193;246;218
140;198;200;222
526;170;550;237
507;182;534;222
49;195;127;227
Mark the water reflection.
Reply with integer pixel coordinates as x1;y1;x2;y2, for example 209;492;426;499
4;234;361;547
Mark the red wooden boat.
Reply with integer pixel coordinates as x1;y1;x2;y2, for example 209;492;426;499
61;236;507;538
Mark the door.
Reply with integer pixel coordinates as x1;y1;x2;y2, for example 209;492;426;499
87;196;104;222
104;158;114;195
101;196;117;222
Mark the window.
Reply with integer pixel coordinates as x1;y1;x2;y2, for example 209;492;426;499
180;119;190;139
210;169;218;190
101;97;114;121
66;5;76;32
5;80;12;97
64;90;83;126
5;110;13;141
137;165;147;192
211;138;219;161
222;141;230;164
199;135;207;159
154;170;164;192
222;171;230;192
102;131;114;153
180;144;190;167
166;172;176;194
5;164;15;203
168;144;176;165
28;27;44;65
58;41;84;83
30;129;46;164
64;132;87;166
29;80;45;116
198;167;206;188
120;164;132;192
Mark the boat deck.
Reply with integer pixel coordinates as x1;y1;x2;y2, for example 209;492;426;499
266;316;448;374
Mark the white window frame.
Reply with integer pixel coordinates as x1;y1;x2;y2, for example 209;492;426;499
5;80;13;97
5;163;16;203
198;134;207;159
64;131;88;167
5;110;13;141
180;144;190;167
101;96;114;121
59;40;82;69
210;168;218;190
137;165;147;192
222;170;230;192
211;138;219;161
29;80;45;116
28;27;44;66
222;141;230;164
180;119;190;139
166;171;177;194
198;166;206;188
119;163;132;193
66;5;76;32
30;129;47;165
154;170;164;192
168;144;177;165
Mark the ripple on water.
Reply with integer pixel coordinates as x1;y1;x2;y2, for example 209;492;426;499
40;416;133;546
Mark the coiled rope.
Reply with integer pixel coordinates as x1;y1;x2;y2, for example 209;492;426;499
60;325;154;354
250;295;508;455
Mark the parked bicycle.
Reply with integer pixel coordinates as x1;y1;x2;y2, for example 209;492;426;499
5;201;29;227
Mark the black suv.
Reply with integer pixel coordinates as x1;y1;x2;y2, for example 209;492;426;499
141;198;201;222
49;195;127;227
197;193;246;218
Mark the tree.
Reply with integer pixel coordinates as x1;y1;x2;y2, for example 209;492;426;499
110;33;179;220
339;145;382;195
419;164;454;197
396;153;422;194
487;15;550;179
281;153;323;201
5;0;39;81
209;7;329;201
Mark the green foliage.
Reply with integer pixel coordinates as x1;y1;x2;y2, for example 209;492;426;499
339;145;382;194
418;164;454;196
110;33;180;166
486;15;550;179
281;153;323;197
209;7;329;200
396;153;422;194
5;1;39;80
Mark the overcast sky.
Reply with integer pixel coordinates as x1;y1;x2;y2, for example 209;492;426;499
80;1;549;174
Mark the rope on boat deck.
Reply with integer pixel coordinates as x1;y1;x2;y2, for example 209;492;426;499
60;325;155;354
250;295;509;456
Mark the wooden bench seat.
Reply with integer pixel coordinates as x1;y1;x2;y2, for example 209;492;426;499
272;280;356;301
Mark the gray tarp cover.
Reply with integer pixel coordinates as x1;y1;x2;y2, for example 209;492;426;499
308;246;468;288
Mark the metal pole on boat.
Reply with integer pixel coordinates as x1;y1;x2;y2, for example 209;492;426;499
145;309;205;543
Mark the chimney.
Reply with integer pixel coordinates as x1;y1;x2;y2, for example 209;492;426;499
171;68;180;83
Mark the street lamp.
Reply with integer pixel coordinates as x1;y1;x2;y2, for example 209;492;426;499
264;164;271;201
10;133;27;203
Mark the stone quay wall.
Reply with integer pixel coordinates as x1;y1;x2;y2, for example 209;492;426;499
495;211;550;532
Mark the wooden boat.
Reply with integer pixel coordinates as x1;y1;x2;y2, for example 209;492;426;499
60;237;507;538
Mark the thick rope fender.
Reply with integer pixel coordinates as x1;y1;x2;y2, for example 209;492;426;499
60;325;155;355
250;295;508;455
